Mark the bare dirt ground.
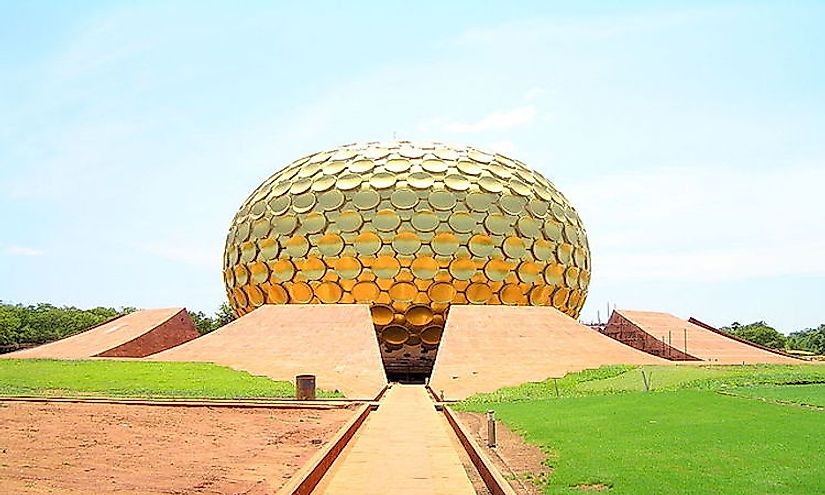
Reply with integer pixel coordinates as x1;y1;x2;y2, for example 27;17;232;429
456;411;550;495
0;401;353;494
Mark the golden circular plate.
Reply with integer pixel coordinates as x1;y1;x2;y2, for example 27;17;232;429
389;282;417;302
269;196;291;215
258;238;279;260
431;233;460;256
370;172;397;189
381;325;410;345
349;159;375;174
428;190;457;210
302;212;327;234
371;304;395;325
410;256;439;279
466;282;493;304
392;231;421;255
373;209;402;232
284;235;309;257
449;258;476;280
352;281;380;302
421;159;448;173
420;325;443;345
292;192;316;213
354;232;382;255
457;160;482;175
311;175;336;192
269;259;295;282
466;192;495;212
353;190;381;210
249;262;270;284
390;189;419;209
272;215;298;235
301;257;326;280
502;236;526;259
373;255;401;279
335;210;363;232
316;281;343;303
408;172;435;189
428;282;456;303
405;304;434;326
479;176;504;193
500;283;525;305
448;212;475;233
499;194;526;215
544;264;564;285
468;234;495;257
385;158;411;173
531;239;555;261
336;173;362;191
444;174;471;191
484;214;511;235
318;190;345;210
290;282;314;303
411;211;439;232
335;256;362;279
484;258;511;282
234;264;250;286
265;283;288;304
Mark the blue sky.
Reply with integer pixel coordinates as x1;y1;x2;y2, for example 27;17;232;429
1;1;823;332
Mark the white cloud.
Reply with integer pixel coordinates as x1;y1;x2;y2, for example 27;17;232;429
3;245;44;257
441;106;537;133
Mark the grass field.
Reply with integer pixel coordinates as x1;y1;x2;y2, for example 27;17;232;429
459;364;825;494
728;383;825;407
463;363;825;403
0;359;342;398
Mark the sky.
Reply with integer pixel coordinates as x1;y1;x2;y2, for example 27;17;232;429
1;1;824;333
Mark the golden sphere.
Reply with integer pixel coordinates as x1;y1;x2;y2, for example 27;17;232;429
223;141;590;374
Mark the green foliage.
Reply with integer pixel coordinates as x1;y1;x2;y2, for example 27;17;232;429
0;359;342;398
183;302;237;335
0;301;131;350
786;324;825;354
0;301;239;346
461;390;825;494
721;321;786;349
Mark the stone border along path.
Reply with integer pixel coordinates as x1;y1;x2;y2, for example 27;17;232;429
312;384;477;494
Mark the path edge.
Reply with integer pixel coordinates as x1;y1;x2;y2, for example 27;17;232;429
276;402;376;495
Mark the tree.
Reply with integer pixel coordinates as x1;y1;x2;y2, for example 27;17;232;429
721;321;786;349
786;324;825;354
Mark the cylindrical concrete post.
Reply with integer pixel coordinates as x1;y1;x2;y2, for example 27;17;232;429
487;410;496;448
296;374;316;401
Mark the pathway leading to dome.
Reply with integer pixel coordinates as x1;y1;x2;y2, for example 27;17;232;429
314;384;475;495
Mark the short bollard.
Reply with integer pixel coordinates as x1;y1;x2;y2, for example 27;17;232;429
487;410;497;448
296;374;316;401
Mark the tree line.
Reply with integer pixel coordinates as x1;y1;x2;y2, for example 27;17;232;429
721;321;825;355
0;301;236;353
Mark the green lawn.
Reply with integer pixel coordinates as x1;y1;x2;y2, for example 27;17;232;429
729;383;825;407
0;359;342;398
463;364;825;403
461;390;825;494
459;364;825;494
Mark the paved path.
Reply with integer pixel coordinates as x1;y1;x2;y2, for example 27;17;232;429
315;384;475;494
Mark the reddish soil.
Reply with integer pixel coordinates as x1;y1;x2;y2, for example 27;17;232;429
456;411;550;495
0;401;353;494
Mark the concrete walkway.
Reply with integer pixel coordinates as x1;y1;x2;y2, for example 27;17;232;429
315;384;475;494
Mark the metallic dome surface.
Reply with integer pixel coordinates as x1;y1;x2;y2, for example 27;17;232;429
223;141;591;373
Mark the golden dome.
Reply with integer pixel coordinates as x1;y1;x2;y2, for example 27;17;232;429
223;141;590;374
